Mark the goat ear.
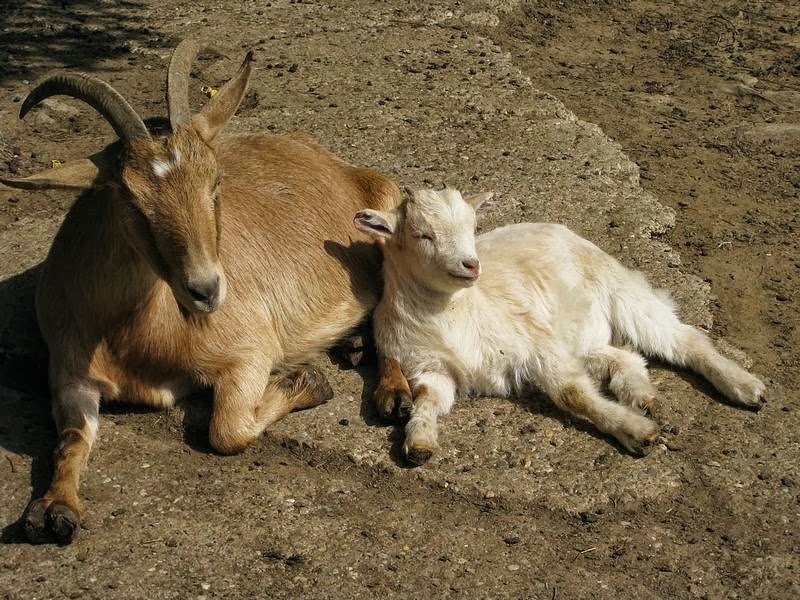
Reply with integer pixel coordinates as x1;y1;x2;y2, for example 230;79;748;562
354;209;397;239
192;50;254;142
0;150;116;191
464;191;495;215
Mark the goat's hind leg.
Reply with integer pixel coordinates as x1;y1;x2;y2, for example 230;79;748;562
627;298;766;408
538;351;659;454
25;380;100;544
671;325;765;408
209;361;333;455
585;346;658;416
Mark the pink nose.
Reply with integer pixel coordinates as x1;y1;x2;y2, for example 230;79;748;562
462;258;480;276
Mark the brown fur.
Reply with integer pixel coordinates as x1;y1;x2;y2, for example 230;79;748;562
373;355;413;420
5;46;405;543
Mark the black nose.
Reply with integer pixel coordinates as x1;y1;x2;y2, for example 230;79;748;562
187;275;220;307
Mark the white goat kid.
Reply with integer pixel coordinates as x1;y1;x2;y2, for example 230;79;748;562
355;187;766;465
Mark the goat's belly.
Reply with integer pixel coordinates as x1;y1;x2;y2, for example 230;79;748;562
88;341;199;407
116;377;196;408
439;344;522;398
464;368;517;398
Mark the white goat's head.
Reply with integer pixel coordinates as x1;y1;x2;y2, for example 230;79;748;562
354;186;494;293
1;41;253;314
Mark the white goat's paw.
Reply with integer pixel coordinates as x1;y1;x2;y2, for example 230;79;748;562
404;418;439;466
726;373;767;410
614;412;660;456
404;441;437;466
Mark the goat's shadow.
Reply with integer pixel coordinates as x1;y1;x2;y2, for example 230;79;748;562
0;1;165;85
322;237;416;466
326;331;412;468
0;265;54;543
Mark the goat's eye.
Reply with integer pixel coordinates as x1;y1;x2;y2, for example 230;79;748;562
413;231;433;242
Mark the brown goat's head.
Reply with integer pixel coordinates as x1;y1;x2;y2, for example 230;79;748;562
119;126;226;313
0;41;254;314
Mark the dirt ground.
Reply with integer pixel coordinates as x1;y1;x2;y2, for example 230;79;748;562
0;1;798;598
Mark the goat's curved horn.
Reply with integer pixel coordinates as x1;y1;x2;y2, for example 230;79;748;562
21;73;150;142
167;39;221;129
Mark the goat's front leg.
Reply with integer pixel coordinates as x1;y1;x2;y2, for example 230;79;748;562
404;372;456;466
373;355;412;421
209;361;333;455
24;380;100;544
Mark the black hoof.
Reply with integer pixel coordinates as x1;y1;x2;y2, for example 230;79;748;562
396;394;413;422
282;368;334;411
405;445;434;466
23;499;79;544
375;387;413;423
23;500;50;544
48;504;80;544
301;368;334;405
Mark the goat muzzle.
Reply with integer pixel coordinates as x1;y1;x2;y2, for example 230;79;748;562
184;271;226;313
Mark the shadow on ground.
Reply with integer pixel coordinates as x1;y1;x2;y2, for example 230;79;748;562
0;0;167;84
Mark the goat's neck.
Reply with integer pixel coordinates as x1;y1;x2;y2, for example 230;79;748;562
382;252;470;316
87;197;170;322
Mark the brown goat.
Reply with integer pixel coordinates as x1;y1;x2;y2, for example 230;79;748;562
1;41;410;544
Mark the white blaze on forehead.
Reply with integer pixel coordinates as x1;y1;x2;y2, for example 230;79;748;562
151;147;183;178
151;159;172;177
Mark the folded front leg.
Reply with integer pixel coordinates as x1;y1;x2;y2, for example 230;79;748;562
209;361;332;455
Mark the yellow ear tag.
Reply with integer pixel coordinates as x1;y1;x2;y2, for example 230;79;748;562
50;159;63;169
201;85;219;98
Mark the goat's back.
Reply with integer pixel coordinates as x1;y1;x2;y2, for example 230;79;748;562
477;223;622;290
214;132;399;361
476;223;672;355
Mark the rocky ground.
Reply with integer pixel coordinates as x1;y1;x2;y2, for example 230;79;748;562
0;1;797;598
